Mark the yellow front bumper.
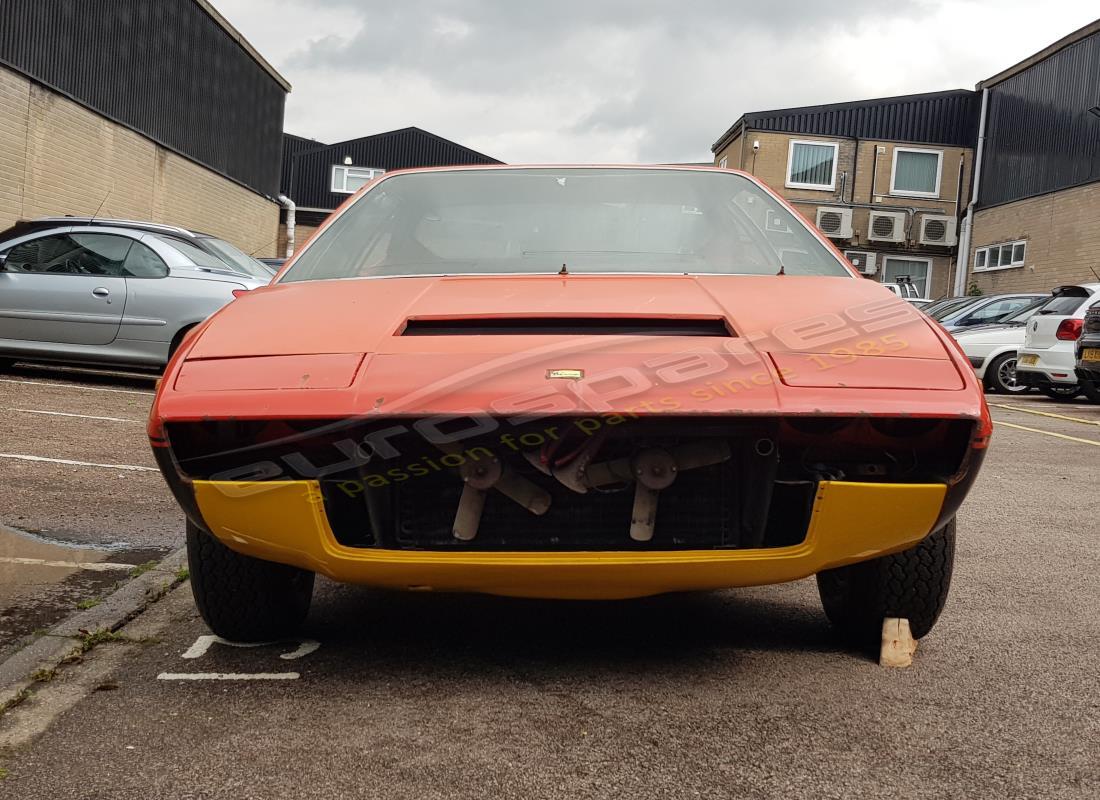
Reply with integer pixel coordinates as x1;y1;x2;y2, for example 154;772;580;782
192;480;946;600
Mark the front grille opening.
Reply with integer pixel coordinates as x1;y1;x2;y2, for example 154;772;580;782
166;415;976;553
399;316;734;337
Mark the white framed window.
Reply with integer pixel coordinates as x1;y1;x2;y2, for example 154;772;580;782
785;140;839;191
881;256;932;298
973;240;1026;272
717;155;728;169
331;165;384;194
890;147;943;198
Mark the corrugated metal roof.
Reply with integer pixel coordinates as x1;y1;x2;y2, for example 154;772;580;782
283;127;502;210
712;90;980;153
0;0;287;197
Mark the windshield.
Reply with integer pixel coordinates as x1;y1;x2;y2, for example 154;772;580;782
154;235;271;280
1003;297;1048;324
280;168;851;282
199;238;274;280
927;297;979;320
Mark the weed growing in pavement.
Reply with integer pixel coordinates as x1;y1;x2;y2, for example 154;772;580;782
29;667;56;683
0;766;8;780
76;597;101;610
78;629;127;652
129;560;159;578
175;567;190;582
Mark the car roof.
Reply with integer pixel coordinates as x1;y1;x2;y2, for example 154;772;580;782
11;217;214;239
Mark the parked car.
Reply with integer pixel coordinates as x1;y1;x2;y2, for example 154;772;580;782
1073;301;1100;402
150;165;989;644
882;281;923;300
908;298;934;310
258;257;285;270
935;293;1045;332
924;295;984;321
0;219;271;371
2;217;275;280
1015;284;1100;400
951;296;1048;393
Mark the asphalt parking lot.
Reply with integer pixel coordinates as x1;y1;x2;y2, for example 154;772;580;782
0;363;1098;798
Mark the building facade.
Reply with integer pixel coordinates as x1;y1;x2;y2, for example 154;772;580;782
278;127;501;255
962;20;1100;295
0;0;288;256
712;91;979;299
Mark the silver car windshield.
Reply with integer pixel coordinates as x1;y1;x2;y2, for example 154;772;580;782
200;237;274;280
280;168;851;282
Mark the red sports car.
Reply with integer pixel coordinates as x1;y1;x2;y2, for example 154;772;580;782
149;166;989;643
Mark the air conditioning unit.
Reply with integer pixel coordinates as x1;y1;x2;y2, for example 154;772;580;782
844;250;877;275
765;208;792;233
815;207;853;239
868;210;906;243
918;214;957;246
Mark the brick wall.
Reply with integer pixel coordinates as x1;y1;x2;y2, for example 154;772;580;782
0;64;278;255
276;223;321;258
969;182;1100;293
715;129;968;299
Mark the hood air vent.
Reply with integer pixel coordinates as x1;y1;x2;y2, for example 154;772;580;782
400;317;734;337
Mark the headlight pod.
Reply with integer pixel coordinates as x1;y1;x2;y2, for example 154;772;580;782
174;354;365;392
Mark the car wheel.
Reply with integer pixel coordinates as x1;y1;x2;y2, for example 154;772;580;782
816;518;955;643
1080;381;1100;404
0;357;13;372
986;353;1028;394
167;324;197;363
186;520;315;642
1039;384;1081;402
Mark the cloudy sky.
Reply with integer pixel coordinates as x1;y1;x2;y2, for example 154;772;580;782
219;0;1097;163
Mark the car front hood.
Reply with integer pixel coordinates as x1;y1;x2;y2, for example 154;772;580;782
188;274;949;358
160;274;978;421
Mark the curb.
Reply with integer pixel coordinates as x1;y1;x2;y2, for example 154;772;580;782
0;545;188;714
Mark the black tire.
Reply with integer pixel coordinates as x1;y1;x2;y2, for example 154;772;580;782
186;520;314;642
0;357;14;372
816;518;955;643
167;324;197;363
1040;384;1081;402
1080;381;1100;404
985;352;1028;394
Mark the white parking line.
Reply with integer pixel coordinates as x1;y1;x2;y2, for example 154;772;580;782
0;453;157;471
0;556;135;572
13;408;142;423
0;378;153;396
156;672;300;681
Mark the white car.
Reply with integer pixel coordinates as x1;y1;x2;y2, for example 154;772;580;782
951;297;1048;393
1016;283;1100;400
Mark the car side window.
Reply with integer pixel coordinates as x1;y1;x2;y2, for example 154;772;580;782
123;241;169;278
2;233;132;276
965;298;1028;324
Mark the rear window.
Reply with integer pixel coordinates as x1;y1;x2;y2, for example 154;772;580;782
280;168;851;282
1037;292;1092;316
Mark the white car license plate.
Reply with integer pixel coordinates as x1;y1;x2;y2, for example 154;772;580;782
1018;354;1039;367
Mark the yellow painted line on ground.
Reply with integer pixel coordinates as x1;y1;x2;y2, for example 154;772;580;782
989;402;1100;427
993;419;1100;447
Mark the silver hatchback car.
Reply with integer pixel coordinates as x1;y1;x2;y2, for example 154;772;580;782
0;219;272;370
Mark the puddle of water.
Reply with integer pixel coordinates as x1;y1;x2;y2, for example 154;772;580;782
0;525;167;654
0;525;109;605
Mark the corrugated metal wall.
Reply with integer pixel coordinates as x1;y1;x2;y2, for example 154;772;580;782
287;128;502;210
744;90;980;148
980;29;1100;208
0;0;286;197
